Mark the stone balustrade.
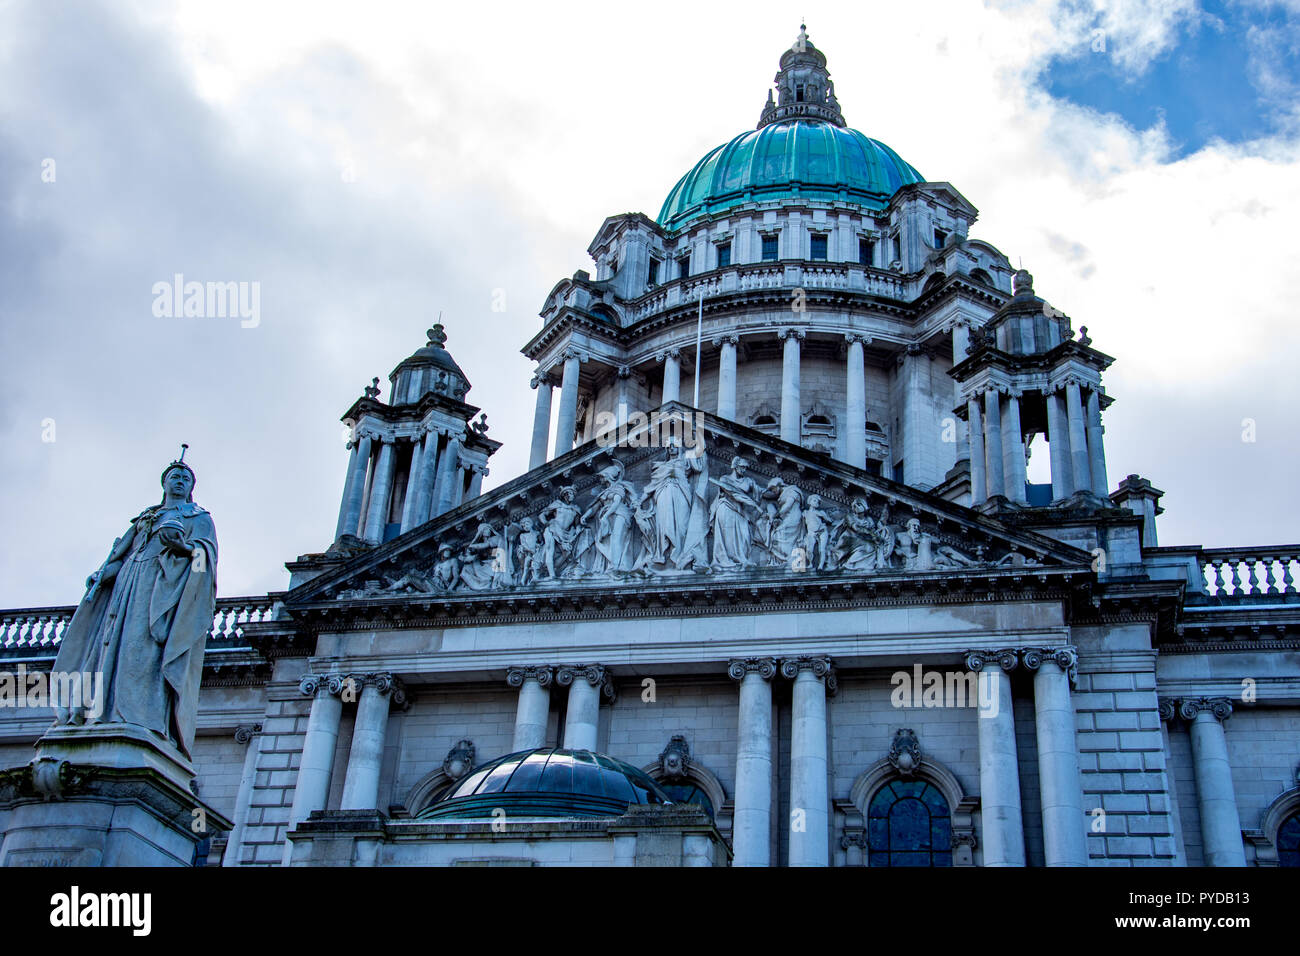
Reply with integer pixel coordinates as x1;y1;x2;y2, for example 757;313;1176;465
626;262;909;323
1198;546;1300;599
0;595;276;655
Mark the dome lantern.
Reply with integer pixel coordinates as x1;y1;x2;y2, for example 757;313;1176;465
758;23;846;130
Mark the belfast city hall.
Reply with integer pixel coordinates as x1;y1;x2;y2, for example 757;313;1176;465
2;27;1298;869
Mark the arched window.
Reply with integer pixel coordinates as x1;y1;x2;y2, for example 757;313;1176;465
867;779;953;867
658;780;716;820
1279;811;1300;867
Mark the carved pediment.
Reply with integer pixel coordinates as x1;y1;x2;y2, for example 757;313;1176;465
285;403;1093;614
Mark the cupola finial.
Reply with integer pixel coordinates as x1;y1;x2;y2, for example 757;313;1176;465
758;25;845;129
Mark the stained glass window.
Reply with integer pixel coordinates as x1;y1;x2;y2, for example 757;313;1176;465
1278;810;1300;867
867;779;953;867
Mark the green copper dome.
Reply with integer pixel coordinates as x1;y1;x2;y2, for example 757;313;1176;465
418;748;672;820
657;120;924;231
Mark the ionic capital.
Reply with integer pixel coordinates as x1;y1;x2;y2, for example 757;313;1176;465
1178;697;1234;723
712;334;740;348
840;831;867;850
556;664;616;701
843;332;872;346
507;665;555;689
963;649;1019;674
1021;646;1078;685
655;348;682;364
777;327;806;342
299;673;346;698
561;346;588;364
780;656;837;693
727;658;778;682
530;370;556;390
234;723;262;745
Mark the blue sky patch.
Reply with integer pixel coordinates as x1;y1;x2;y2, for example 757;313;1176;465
1041;1;1300;156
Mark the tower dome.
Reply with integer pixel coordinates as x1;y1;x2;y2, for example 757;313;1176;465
657;25;924;231
418;748;672;820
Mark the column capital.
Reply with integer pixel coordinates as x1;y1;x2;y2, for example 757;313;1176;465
727;658;778;681
530;370;556;389
556;664;616;701
338;672;409;708
560;346;588;364
299;673;347;698
780;656;837;694
1177;697;1234;723
839;831;867;850
507;665;554;688
712;333;740;348
234;723;262;745
777;327;806;342
963;648;1019;674
843;331;872;346
655;348;682;363
1021;646;1077;685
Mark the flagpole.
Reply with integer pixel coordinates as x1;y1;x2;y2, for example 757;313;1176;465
693;289;703;408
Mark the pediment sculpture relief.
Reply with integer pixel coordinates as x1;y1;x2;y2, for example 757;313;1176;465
333;440;1038;600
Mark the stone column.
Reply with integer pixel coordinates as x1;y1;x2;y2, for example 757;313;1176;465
399;438;424;532
283;674;344;864
779;328;804;445
222;723;262;867
452;462;468;508
782;656;835;867
1002;390;1027;504
964;650;1026;866
411;429;440;525
507;666;554;752
1180;698;1246;866
529;372;553;469
659;349;681;404
557;665;612;752
338;432;372;539
361;436;396;543
951;321;971;464
1065;382;1091;496
340;674;404;811
728;658;777;867
844;333;867;467
467;463;485;500
433;435;461;517
554;348;583;456
1047;388;1074;500
715;335;738;420
983;389;1005;499
334;439;362;541
1085;388;1109;497
615;366;632;428
967;396;986;504
1024;647;1087;866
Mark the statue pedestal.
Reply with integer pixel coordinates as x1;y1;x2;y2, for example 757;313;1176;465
0;723;231;867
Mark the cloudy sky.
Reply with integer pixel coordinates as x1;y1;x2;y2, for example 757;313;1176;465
2;0;1298;607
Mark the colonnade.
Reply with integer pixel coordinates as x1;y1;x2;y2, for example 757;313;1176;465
968;380;1108;505
335;425;487;544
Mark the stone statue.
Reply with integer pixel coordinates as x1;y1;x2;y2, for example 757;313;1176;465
802;494;836;571
514;518;542;586
51;450;217;759
460;522;511;590
635;442;709;571
538;486;583;580
432;544;461;591
709;456;760;571
583;462;639;576
759;477;803;566
832;498;893;572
